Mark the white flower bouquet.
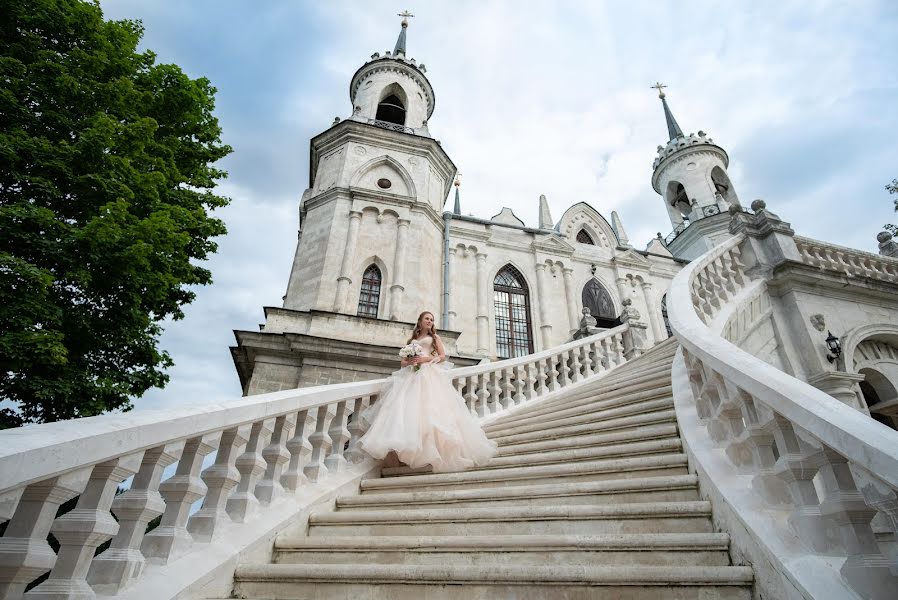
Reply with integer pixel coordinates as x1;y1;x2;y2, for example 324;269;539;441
399;341;424;371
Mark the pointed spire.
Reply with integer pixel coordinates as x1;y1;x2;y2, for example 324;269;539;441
651;82;684;140
538;194;554;229
452;174;461;215
394;10;414;56
611;211;630;247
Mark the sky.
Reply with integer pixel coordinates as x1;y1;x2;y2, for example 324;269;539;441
95;0;898;411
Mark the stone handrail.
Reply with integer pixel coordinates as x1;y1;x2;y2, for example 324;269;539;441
0;325;634;598
796;235;898;284
668;231;898;598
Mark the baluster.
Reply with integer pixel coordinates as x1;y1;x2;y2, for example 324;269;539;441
476;373;491;417
547;356;560;392
765;414;827;552
282;409;316;490
570;347;583;383
464;376;478;415
0;471;90;599
88;444;182;594
226;420;270;523
255;415;293;504
344;397;370;464
852;468;898;575
142;433;218;564
500;368;515;409
556;351;569;388
581;343;594;378
304;404;336;482
489;370;504;412
27;455;142;599
324;400;352;472
513;365;527;405
537;359;549;396
523;362;537;401
613;333;626;366
188;427;247;542
725;394;791;505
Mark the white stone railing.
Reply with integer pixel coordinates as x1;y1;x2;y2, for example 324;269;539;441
0;325;633;599
796;235;898;284
668;232;898;599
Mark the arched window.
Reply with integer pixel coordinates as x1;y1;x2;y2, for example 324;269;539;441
493;265;534;358
576;230;595;245
582;279;621;329
661;293;672;338
357;265;382;318
375;94;406;126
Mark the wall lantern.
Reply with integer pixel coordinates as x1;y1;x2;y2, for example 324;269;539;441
825;331;842;363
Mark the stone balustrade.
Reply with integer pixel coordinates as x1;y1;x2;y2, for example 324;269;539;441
0;325;634;599
668;231;898;599
795;235;898;284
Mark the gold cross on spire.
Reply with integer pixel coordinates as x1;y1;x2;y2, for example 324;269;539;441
651;82;667;99
398;10;414;27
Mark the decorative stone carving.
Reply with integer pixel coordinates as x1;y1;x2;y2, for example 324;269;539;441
810;314;826;332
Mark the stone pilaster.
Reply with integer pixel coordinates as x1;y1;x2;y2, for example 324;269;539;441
561;267;578;332
534;263;553;349
332;210;363;312
389;218;410;320
475;252;489;354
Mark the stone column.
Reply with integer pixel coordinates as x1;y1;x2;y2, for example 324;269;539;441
332;210;363;313
534;263;553;349
389;218;411;321
615;277;630;307
562;267;579;332
640;281;664;343
475;252;489;354
447;247;458;330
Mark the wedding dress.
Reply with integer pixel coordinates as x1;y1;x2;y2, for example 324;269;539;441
357;335;497;473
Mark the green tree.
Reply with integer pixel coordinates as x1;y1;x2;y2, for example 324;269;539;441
0;0;232;427
886;179;897;235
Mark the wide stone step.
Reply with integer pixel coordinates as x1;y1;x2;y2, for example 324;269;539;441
362;453;689;493
381;424;680;477
381;437;682;479
485;384;674;434
491;408;678;447
308;501;714;536
233;563;752;600
273;533;732;567
338;474;699;510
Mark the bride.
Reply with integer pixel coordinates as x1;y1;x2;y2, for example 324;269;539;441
357;311;497;473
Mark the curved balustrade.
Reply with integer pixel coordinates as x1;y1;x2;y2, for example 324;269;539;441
668;233;898;598
0;324;631;599
796;235;898;284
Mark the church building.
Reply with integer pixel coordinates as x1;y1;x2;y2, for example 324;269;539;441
231;16;742;395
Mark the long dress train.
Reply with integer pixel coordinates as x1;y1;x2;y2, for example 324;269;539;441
357;335;497;473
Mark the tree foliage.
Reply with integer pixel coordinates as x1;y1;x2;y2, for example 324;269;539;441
0;0;232;427
886;179;897;236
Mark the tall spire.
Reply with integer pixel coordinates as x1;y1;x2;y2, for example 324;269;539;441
611;211;630;247
538;194;554;229
651;82;684;141
453;174;461;215
394;10;414;56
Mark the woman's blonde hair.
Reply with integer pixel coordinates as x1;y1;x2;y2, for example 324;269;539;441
408;311;439;344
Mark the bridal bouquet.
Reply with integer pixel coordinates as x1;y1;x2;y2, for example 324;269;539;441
399;341;424;371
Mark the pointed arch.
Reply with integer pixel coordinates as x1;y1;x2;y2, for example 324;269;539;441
556;203;618;248
576;229;595;245
375;82;408;125
493;264;534;359
582;278;621;329
357;264;383;318
710;166;737;206
350;155;417;198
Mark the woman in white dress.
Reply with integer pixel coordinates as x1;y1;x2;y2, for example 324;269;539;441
357;311;497;473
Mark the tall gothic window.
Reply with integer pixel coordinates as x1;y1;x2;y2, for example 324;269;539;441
582;279;621;329
493;265;534;359
576;230;595;245
357;265;382;318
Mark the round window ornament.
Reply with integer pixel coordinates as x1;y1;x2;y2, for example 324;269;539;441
377;178;392;189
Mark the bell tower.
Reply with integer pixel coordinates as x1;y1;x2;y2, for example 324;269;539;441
650;83;740;261
231;13;462;396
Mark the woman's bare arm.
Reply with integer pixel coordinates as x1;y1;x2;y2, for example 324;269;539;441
431;335;446;363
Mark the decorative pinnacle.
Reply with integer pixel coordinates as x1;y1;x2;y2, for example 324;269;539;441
453;172;462;215
393;11;414;56
651;82;667;99
652;82;684;141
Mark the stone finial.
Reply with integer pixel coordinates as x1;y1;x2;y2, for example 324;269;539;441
727;200;742;216
611;211;630;247
750;199;767;213
332;117;341;125
579;307;597;329
620;298;641;321
538;194;554;229
878;231;898;258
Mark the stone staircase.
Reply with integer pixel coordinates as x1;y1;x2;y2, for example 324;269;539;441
229;339;753;599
